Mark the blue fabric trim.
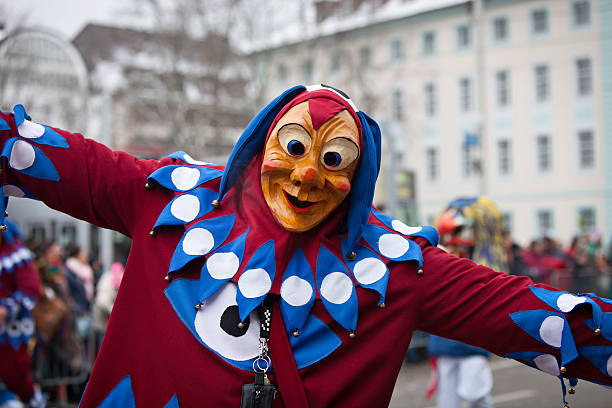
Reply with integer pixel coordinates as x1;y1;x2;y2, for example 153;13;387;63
98;375;136;408
197;230;248;303
2;137;60;181
371;208;439;246
288;313;342;369
0;117;9;131
153;188;217;232
529;286;604;329
13;105;69;148
584;312;612;341
361;224;423;265
217;85;305;201
168;215;236;274
509;310;578;367
279;249;316;331
345;111;381;255
315;245;357;331
448;197;478;209
163;394;180;408
147;165;223;192
236;240;276;322
341;238;388;306
579;346;612;377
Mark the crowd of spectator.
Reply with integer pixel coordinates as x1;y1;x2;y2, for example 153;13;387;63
23;240;124;406
503;229;612;297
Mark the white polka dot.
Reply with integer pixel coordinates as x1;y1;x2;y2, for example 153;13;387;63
539;316;564;348
556;294;587;313
2;257;12;270
183;153;210;165
3;185;25;197
182;228;214;256
207;252;240;280
171;167;200;191
238;268;272;298
378;234;410;259
353;257;387;285
320;272;353;304
170;194;200;222
20;318;34;336
10;252;20;264
281;276;313;307
8;321;21;337
391;220;422;235
9;140;36;170
607;354;612;376
17;120;45;138
533;354;560;376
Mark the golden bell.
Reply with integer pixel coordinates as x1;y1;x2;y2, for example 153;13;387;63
164;276;171;282
417;268;424;276
144;182;152;189
594;328;601;336
194;303;201;310
568;387;575;395
0;225;7;232
560;366;567;374
238;322;245;329
149;230;156;236
292;329;300;337
349;331;356;338
346;251;357;261
211;199;220;208
378;303;386;308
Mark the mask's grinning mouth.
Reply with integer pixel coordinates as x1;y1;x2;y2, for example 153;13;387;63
284;191;317;211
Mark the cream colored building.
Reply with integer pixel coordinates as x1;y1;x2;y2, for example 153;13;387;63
252;0;612;245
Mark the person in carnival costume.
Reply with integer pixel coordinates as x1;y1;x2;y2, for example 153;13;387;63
0;220;45;408
426;197;508;408
0;85;611;408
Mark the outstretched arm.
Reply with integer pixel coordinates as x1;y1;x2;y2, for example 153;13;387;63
414;243;612;390
0;106;173;237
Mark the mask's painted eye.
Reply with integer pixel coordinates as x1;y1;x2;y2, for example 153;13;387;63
278;124;311;157
320;137;359;170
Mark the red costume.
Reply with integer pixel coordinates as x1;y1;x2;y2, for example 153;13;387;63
0;86;610;407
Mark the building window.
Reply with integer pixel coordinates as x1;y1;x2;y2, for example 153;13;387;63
493;17;509;42
457;24;471;49
576;58;592;96
359;45;371;69
537;209;553;237
573;1;591;27
462;144;477;177
389;38;404;63
424;83;436;117
459;77;472;112
277;63;288;83
330;52;342;75
531;9;548;34
391;89;404;122
578;130;594;169
302;60;313;83
422;31;435;55
498;139;512;175
496;70;510;107
534;64;550;102
426;147;438;180
536;134;552;172
578;207;595;231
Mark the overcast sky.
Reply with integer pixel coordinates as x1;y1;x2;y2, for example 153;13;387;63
3;0;128;39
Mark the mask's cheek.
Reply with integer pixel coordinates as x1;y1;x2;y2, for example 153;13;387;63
326;173;352;196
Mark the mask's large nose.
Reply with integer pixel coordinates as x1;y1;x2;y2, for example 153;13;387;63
291;157;324;200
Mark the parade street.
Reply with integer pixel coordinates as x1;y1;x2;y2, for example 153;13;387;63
390;356;611;408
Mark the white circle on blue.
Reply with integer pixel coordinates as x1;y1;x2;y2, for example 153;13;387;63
182;228;214;256
320;272;353;304
353;257;386;285
556;294;587;313
238;268;272;298
171;166;200;191
539;316;564;348
533;354;560;376
207;252;240;280
378;234;410;259
281;276;313;307
391;220;422;235
20;318;34;336
18;120;45;139
10;140;36;170
607;354;612;376
171;194;200;222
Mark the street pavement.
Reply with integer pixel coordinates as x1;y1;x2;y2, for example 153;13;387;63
390;356;611;408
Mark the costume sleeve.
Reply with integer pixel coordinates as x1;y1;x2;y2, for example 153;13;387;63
415;244;612;390
0;106;169;237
